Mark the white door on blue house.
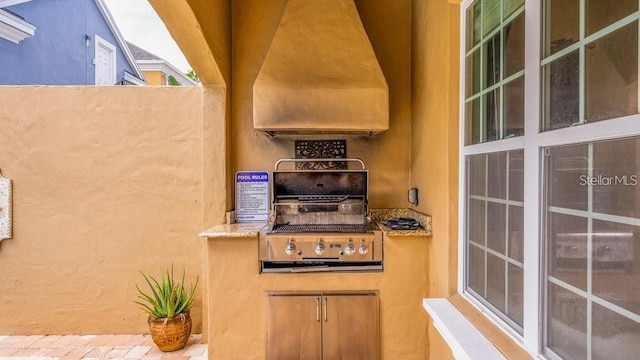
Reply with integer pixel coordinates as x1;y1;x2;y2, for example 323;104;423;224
95;35;116;85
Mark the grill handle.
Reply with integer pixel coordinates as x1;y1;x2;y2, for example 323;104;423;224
274;158;366;170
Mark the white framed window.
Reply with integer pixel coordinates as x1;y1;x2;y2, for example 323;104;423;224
95;34;116;85
459;0;640;359
460;0;527;339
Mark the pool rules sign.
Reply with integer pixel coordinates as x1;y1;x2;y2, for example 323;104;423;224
235;171;269;222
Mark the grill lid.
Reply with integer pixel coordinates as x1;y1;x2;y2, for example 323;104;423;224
273;172;367;199
270;158;370;230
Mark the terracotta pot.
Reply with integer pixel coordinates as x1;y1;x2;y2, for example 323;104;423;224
148;312;192;352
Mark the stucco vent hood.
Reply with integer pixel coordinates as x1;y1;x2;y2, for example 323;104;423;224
253;0;389;136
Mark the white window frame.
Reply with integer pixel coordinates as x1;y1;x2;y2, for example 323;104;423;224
458;0;533;352
94;34;116;86
458;0;640;358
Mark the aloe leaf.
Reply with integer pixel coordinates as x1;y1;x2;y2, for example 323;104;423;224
134;301;161;318
136;291;157;309
167;290;176;317
154;274;168;316
138;271;165;317
141;272;162;306
175;286;188;314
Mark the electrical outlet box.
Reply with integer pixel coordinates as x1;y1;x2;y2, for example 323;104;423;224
408;188;418;205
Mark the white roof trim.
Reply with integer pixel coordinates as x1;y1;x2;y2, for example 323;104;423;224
0;8;34;43
123;71;148;86
0;0;32;7
93;0;144;80
137;59;198;86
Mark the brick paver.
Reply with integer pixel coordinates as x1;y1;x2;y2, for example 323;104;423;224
0;334;205;359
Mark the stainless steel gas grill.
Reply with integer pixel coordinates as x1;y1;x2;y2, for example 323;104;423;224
259;158;383;273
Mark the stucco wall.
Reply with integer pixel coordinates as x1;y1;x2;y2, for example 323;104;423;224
411;0;460;358
150;0;462;357
412;0;460;299
230;0;412;208
0;86;210;334
0;0;137;85
206;235;431;359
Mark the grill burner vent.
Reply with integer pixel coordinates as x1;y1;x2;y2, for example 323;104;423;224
271;224;369;233
297;195;349;203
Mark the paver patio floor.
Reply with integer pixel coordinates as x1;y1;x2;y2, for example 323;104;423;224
0;334;206;360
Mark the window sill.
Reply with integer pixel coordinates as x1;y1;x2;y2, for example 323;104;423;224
423;294;533;360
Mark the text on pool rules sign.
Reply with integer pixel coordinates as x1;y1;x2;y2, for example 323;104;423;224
235;171;269;222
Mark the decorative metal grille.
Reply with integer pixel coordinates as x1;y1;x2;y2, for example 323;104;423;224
295;140;347;170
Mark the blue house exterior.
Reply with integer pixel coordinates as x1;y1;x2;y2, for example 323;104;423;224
0;0;145;85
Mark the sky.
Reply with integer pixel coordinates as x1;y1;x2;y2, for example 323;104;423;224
103;0;192;74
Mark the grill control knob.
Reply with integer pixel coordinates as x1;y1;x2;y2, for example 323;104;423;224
285;242;297;256
344;243;356;256
596;245;613;256
359;244;369;255
315;242;326;256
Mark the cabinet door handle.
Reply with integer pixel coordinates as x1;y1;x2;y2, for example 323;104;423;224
323;297;328;322
316;297;320;322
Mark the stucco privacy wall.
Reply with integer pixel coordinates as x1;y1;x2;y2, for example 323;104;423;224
148;0;233;215
0;86;209;334
230;0;412;207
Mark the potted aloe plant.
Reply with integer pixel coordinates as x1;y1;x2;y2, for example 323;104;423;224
135;265;198;352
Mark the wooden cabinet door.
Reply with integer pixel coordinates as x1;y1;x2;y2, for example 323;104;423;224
266;295;322;360
322;293;379;360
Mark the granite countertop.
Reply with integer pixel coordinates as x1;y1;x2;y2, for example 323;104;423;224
199;222;267;238
200;209;432;239
369;208;433;237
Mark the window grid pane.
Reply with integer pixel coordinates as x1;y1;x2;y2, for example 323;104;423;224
503;0;524;20
586;0;638;36
467;1;482;51
585;22;638;123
